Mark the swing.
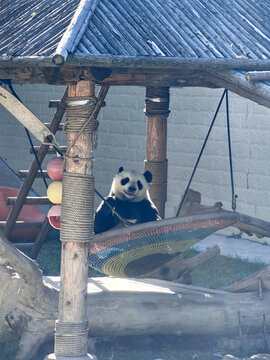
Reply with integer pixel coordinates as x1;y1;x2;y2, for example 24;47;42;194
89;90;270;278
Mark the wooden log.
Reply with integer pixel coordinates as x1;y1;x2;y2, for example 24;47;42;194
49;81;101;359
207;70;270;109
246;71;270;82
140;245;220;282
176;189;270;239
145;87;169;218
234;214;270;238
65;55;270;71
225;265;270;293
146;116;167;161
1;228;270;360
48;276;270;338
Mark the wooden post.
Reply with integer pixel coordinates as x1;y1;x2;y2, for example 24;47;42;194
144;87;170;218
45;81;96;360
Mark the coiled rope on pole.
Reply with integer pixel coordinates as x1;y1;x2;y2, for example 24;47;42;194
60;172;95;242
55;320;88;357
144;86;170;116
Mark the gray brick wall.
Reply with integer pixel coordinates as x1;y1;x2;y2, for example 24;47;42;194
1;83;270;235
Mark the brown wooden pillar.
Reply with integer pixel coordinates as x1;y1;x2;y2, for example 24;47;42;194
144;87;170;218
46;81;97;360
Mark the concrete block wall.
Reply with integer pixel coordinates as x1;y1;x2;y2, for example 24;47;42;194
97;85;270;226
1;83;270;235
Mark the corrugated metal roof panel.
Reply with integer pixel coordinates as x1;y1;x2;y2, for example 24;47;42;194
75;0;270;60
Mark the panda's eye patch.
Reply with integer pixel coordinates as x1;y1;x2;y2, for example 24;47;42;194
137;180;143;190
121;177;130;186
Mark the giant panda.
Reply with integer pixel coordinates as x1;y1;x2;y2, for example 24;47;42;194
94;167;160;234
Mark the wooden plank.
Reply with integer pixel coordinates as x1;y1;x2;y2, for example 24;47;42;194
13;242;34;251
6;196;51;205
30;145;67;154
0;221;43;229
18;170;49;178
0;86;53;143
30;218;52;259
4;88;67;240
44;122;64;130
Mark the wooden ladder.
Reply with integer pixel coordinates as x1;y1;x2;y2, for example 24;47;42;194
3;88;68;258
3;84;109;259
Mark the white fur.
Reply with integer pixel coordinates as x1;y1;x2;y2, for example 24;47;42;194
110;170;150;203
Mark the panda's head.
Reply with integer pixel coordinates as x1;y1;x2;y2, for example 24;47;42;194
110;167;152;202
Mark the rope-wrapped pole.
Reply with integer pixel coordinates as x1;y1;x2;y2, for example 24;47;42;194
46;81;97;360
144;86;170;218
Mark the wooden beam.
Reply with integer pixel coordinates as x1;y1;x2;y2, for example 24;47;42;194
30;218;52;259
6;196;51;205
246;71;270;82
30;145;66;154
0;86;53;143
0;221;43;229
18;170;49;178
49;81;106;360
207;70;270;109
64;55;270;72
144;87;169;218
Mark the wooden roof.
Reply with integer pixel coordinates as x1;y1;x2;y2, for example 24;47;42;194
0;0;80;58
1;0;270;107
75;0;270;59
1;0;270;61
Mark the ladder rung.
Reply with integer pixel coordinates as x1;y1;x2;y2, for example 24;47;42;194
6;196;51;205
30;146;67;154
19;170;49;178
0;221;44;229
13;242;34;250
49;100;61;108
44;123;64;131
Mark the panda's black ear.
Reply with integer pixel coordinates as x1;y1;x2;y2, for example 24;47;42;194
118;167;124;173
143;170;152;183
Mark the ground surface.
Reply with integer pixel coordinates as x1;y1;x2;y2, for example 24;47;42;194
1;232;269;360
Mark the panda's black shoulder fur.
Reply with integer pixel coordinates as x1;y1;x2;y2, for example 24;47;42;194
94;196;159;234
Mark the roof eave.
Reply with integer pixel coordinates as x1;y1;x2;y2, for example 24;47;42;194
52;0;100;65
1;54;270;73
65;55;270;71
